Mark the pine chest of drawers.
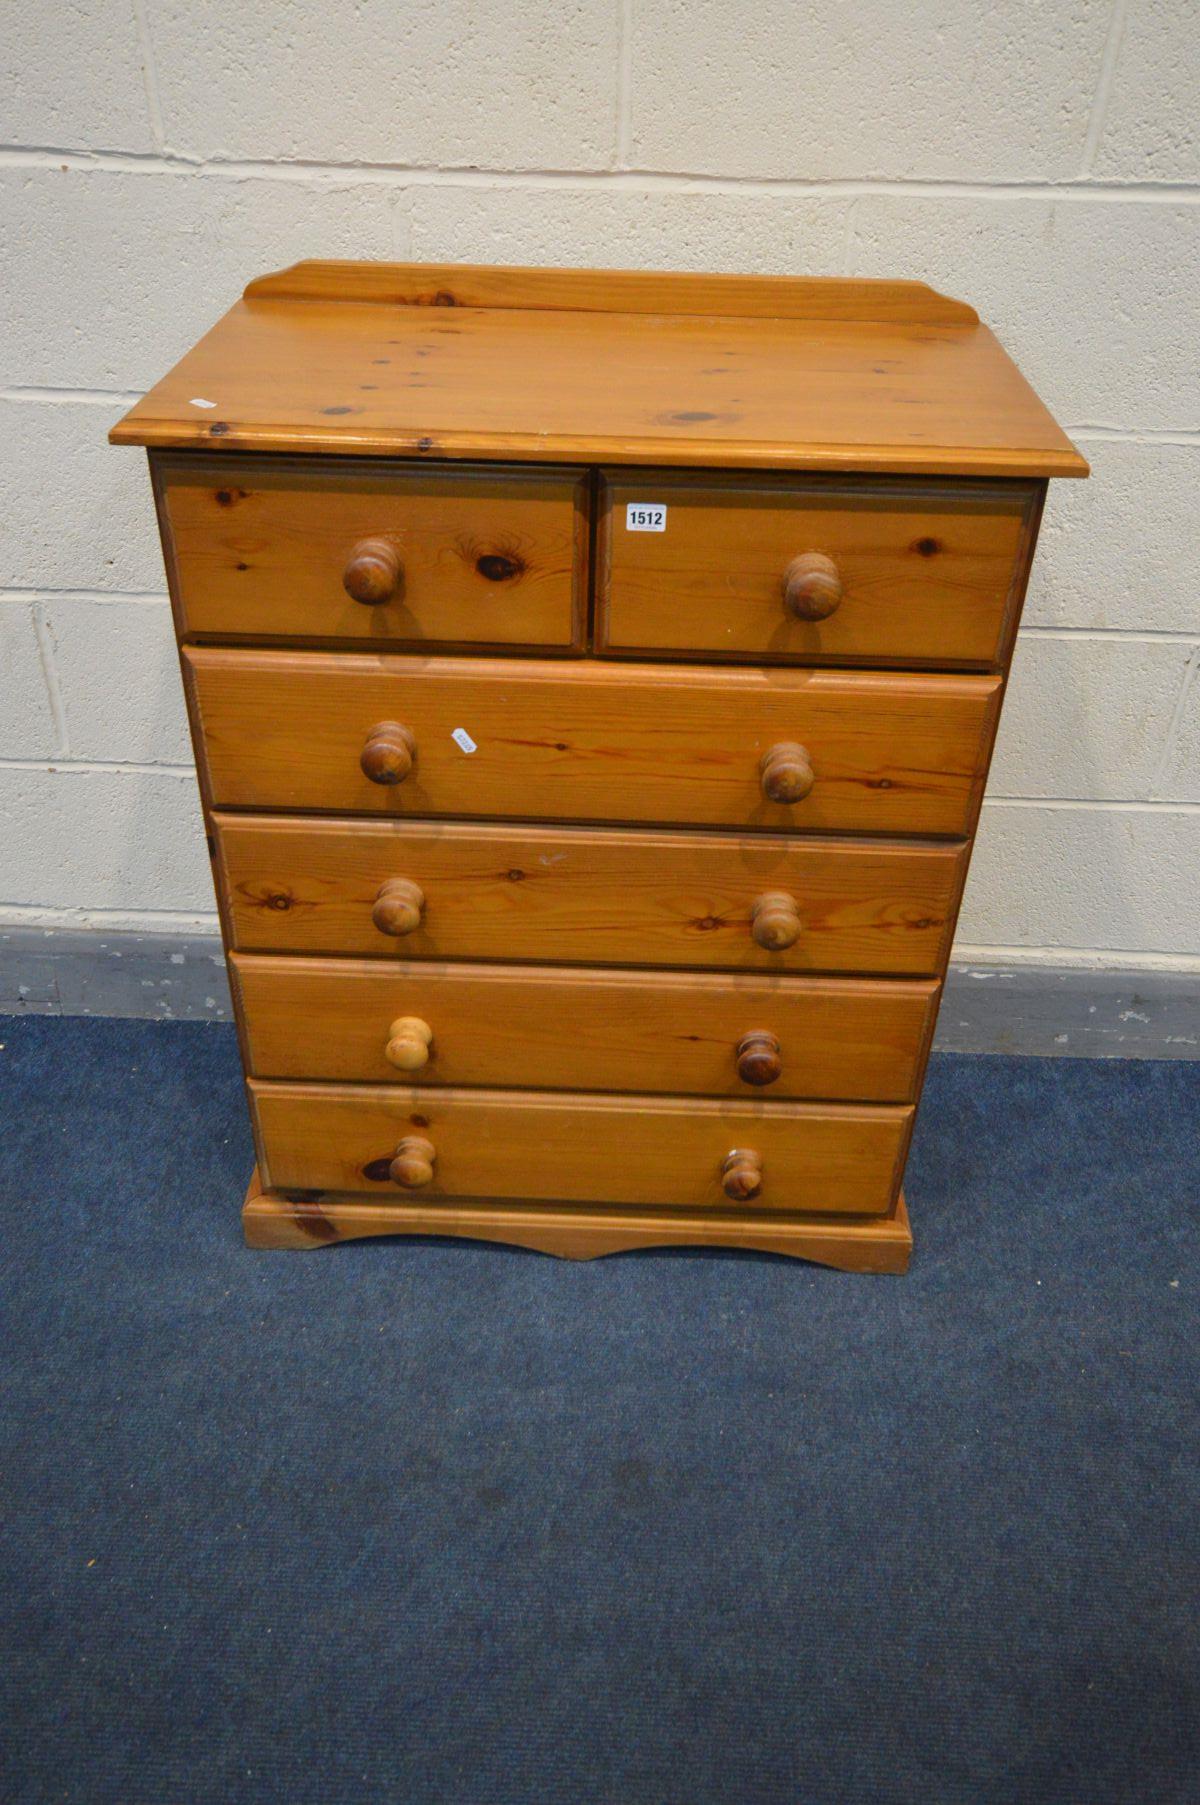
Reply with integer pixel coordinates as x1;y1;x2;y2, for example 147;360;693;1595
112;261;1087;1270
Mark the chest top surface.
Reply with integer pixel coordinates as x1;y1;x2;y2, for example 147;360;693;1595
110;261;1086;480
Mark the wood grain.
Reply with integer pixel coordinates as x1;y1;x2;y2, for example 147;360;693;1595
156;453;587;650
187;649;1000;836
109;265;1088;479
113;257;1083;1270
230;953;939;1100
249;1080;912;1216
242;1168;913;1270
215;814;967;976
243;262;980;323
598;474;1037;668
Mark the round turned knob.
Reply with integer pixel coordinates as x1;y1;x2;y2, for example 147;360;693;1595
372;878;425;937
722;1148;763;1201
384;1016;433;1072
360;721;416;785
751;891;802;952
343;537;403;606
760;741;814;804
782;551;842;622
736;1030;782;1087
389;1135;436;1190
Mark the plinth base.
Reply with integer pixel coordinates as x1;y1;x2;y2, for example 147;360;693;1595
242;1170;911;1272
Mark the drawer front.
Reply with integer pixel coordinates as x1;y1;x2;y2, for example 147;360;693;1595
250;1081;912;1216
598;474;1034;667
216;815;966;977
188;650;999;836
232;954;938;1101
157;455;587;650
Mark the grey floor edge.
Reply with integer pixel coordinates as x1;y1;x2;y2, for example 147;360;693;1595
1;925;1196;1058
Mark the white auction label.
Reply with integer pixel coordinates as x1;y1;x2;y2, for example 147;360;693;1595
451;727;477;755
625;503;667;532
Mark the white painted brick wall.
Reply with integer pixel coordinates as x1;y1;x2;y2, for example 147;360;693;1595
1026;441;1200;633
43;599;193;765
7;1;158;153
1;167;405;391
0;768;212;914
1;1;1197;972
148;3;621;169
625;1;1113;181
406;185;853;273
0;604;58;758
989;636;1196;800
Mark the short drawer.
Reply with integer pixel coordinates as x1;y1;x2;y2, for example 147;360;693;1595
597;473;1036;667
156;454;587;650
188;650;999;837
250;1080;912;1216
216;815;966;977
231;953;938;1101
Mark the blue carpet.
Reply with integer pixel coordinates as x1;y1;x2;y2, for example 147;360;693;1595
1;1016;1197;1805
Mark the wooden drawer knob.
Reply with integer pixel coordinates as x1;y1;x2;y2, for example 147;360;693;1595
344;537;403;605
722;1148;762;1201
751;891;802;952
384;1016;433;1071
361;721;416;785
760;741;814;804
390;1135;436;1189
372;878;425;937
782;551;842;621
736;1030;782;1086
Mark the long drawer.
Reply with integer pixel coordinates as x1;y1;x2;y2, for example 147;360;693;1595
216;815;967;976
157;454;588;650
598;473;1035;667
250;1081;913;1216
187;649;1000;836
231;954;938;1100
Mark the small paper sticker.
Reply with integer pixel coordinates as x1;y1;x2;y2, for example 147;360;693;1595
188;397;218;409
626;503;667;532
451;727;477;755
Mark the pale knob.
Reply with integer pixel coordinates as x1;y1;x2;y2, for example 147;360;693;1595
390;1135;436;1189
344;537;403;605
782;552;842;622
722;1148;763;1201
361;721;416;785
760;741;814;804
372;878;425;937
751;891;802;952
384;1016;433;1072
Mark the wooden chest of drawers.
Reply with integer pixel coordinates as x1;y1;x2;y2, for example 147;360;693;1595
112;261;1086;1270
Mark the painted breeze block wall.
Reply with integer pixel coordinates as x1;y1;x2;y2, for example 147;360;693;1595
2;1;1197;983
